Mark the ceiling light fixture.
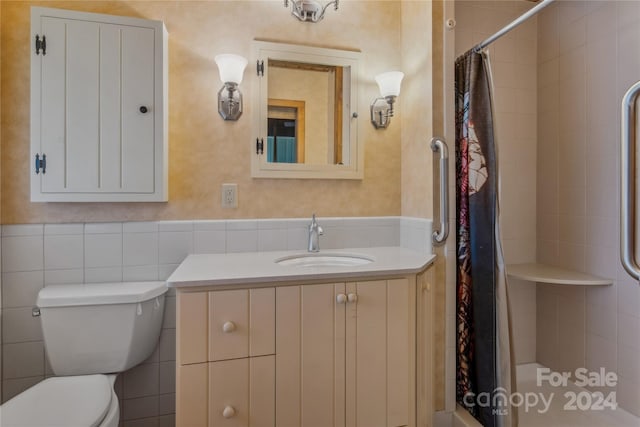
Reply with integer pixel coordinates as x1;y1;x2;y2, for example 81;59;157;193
284;0;339;23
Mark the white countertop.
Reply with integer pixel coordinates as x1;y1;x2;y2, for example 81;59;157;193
167;247;436;289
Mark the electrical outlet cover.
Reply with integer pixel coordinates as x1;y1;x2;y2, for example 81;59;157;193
221;183;238;208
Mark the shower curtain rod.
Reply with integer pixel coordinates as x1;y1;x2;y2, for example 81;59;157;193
472;0;555;53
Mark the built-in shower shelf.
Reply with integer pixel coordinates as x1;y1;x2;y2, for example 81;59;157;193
506;263;612;286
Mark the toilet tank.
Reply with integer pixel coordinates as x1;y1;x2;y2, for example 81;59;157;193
36;281;168;376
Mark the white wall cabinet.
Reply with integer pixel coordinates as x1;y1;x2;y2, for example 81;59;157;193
176;278;417;427
30;7;168;202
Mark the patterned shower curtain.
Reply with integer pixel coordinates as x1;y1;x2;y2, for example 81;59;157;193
455;49;516;427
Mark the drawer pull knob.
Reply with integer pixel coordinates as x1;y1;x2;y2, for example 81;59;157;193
222;321;236;333
347;293;358;303
223;406;236;418
336;293;347;304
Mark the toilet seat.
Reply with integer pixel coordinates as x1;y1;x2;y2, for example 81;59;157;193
0;374;112;427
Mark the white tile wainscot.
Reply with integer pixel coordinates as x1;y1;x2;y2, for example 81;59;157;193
0;216;433;426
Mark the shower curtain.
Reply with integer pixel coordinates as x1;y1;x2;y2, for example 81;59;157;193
455;49;516;427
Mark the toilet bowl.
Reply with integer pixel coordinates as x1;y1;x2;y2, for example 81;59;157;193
0;281;167;427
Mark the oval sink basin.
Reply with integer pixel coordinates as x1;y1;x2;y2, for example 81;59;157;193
275;253;374;268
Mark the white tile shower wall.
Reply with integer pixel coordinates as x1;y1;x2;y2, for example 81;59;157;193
455;0;538;368
0;216;424;424
537;0;640;416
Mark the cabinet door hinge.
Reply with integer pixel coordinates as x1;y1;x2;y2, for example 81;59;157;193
257;60;264;76
35;35;47;56
256;138;264;155
35;153;47;174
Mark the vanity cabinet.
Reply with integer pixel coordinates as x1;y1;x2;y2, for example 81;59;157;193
176;277;417;427
30;7;168;202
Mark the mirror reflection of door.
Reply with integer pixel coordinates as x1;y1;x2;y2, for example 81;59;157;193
267;60;344;165
267;99;305;163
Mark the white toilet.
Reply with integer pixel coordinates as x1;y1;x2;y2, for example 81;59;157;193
0;281;167;427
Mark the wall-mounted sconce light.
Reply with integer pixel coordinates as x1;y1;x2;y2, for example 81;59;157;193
214;54;248;121
284;0;339;22
370;71;404;129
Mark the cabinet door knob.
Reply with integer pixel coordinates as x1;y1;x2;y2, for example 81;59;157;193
139;106;148;113
336;293;347;304
347;293;358;303
222;321;236;333
222;405;236;418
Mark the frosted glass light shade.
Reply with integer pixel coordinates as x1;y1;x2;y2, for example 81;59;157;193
375;71;404;97
215;54;248;85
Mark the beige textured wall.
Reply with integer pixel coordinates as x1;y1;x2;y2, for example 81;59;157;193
1;0;402;224
400;0;433;219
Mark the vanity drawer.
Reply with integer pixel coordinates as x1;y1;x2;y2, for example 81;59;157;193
209;356;275;427
209;288;275;361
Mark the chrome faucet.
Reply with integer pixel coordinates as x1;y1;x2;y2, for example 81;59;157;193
307;214;324;252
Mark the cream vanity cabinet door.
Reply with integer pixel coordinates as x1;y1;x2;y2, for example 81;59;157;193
176;288;276;427
30;7;168;202
348;279;416;427
275;278;416;427
276;283;347;427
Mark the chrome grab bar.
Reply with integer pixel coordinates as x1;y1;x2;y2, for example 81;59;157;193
431;137;449;245
621;81;640;280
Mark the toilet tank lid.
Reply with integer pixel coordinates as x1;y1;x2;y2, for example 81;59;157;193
37;281;168;308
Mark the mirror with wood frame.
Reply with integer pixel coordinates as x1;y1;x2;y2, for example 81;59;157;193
252;41;362;180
